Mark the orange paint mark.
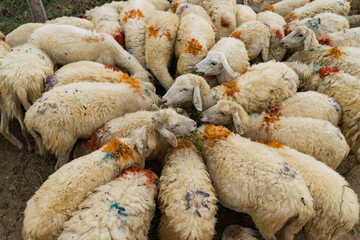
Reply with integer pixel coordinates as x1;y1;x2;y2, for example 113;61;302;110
230;30;243;40
266;104;281;117
263;113;280;134
123;9;144;23
262;5;275;12
202;124;233;147
221;15;231;28
170;137;193;151
315;66;341;79
257;139;285;148
102;138;134;162
112;28;124;47
211;25;218;42
82;14;87;19
85;124;111;151
317;34;330;45
273;29;283;40
104;65;121;72
221;81;240;99
285;12;297;23
326;47;348;59
116;166;158;187
184;38;204;56
84;32;105;42
171;1;182;12
239;67;249;74
148;24;172;40
118;73;144;98
284;26;292;36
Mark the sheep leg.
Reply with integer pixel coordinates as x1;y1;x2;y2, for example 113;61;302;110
16;88;31;111
27;128;47;156
55;148;72;170
0;111;24;149
14;110;33;151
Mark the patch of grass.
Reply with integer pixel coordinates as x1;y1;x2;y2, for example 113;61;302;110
350;225;360;235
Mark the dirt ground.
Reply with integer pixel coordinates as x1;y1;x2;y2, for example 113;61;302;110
0;121;360;240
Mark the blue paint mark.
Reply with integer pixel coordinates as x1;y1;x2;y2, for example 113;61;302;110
311;64;321;75
128;46;134;50
45;73;57;91
144;88;151;96
307;18;321;29
211;89;218;100
279;162;297;179
99;16;110;22
37;53;45;59
37;109;46;114
110;203;129;216
184;190;211;217
261;22;271;29
100;152;115;166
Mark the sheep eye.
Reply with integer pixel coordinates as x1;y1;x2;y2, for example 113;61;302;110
298;34;304;37
211;61;218;65
181;88;190;92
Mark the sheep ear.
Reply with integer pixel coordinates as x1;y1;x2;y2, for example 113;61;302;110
159;127;178;147
304;33;312;51
193;86;202;111
232;112;245;135
221;56;236;77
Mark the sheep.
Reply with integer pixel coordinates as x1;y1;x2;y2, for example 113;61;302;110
222;225;259;240
257;11;287;61
72;109;193;163
285;61;360;178
84;6;124;47
145;11;180;90
235;4;257;27
288;13;350;37
194;37;250;84
285;0;350;23
163;61;298;112
347;14;360;28
119;0;157;67
22;110;196;240
0;44;54;151
28;24;152;82
45;16;95;30
196;124;314;240
0;39;11;58
5;23;44;47
24;80;160;170
200;100;349;169
280;25;360;79
158;137;218;240
230;20;271;61
261;0;313;17
146;0;171;11
44;61;124;91
58;167;158;239
259;140;359;240
175;13;216;75
238;0;282;13
317;27;360;48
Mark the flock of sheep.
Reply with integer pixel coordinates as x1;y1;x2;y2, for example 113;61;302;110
0;0;360;239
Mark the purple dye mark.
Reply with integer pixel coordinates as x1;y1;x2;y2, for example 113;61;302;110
185;190;211;217
283;77;295;90
178;4;189;15
279;162;297;179
328;97;340;113
45;74;58;91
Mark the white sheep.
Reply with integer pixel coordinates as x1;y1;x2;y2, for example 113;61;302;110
85;6;124;47
347;14;360;28
5;23;44;47
175;13;216;75
163;61;298;112
194;37;250;84
230;20;271;61
288;13;350;37
0;39;11;58
119;0;157;67
44;61;123;91
280;25;360;79
28;24;152;82
222;225;259;240
285;0;350;23
0;44;54;151
317;27;360;48
22;110;196;240
45;16;95;30
197;124;314;240
285;61;360;178
158;137;218;240
145;11;180;90
147;0;171;10
24;80;160;170
257;11;287;61
58;166;158;239
238;0;282;13
259;140;359;240
235;4;257;26
261;0;313;17
200;100;349;169
72;109;194;163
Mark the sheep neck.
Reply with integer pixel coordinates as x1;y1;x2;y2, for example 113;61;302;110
197;77;217;110
217;70;237;85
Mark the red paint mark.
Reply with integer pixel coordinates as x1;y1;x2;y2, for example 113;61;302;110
221;15;231;28
84;124;111;151
273;29;283;40
211;25;218;42
112;28;124;47
309;0;315;2
123;9;144;23
82;14;88;19
262;5;275;12
315;66;341;79
104;65;121;72
317;34;330;45
284;26;292;36
266;104;281;117
202;124;233;147
116;166;158;187
171;1;182;12
285;12;297;23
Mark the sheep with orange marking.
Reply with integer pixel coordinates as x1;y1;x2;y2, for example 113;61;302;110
235;4;257;27
280;25;360;79
0;44;54;151
200;100;349;169
175;13;215;75
163;61;298;113
194;37;250;84
196;124;314;240
230;20;271;61
22;111;196;240
222;225;259;240
317;27;360;48
259;140;359;240
257;11;287;61
28;24;152;82
58;167;158;239
285;61;360;178
284;0;350;23
145;11;180;90
5;23;44;47
261;0;313;17
0;38;11;58
24;80;160;170
158;137;217;240
46;16;95;30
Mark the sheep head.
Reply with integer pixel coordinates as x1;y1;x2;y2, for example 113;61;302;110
280;26;317;51
194;51;236;78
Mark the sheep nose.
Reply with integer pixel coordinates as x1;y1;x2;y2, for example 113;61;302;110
280;41;285;46
161;98;167;103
